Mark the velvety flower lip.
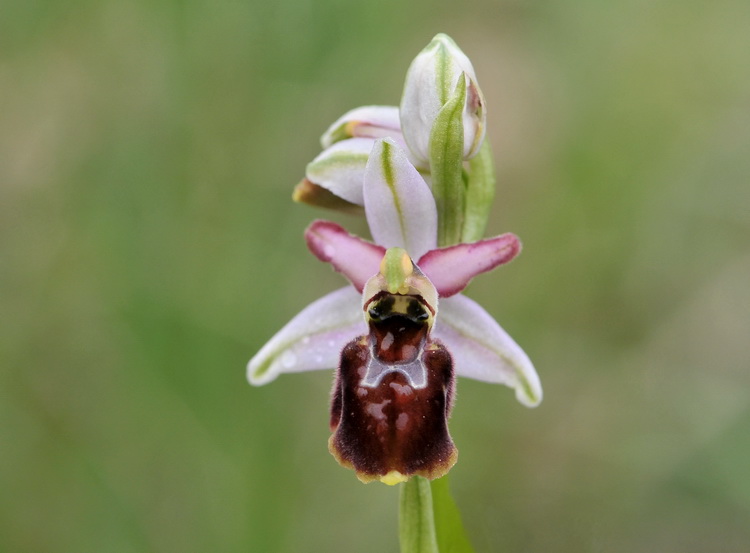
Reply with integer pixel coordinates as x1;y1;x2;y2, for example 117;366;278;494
329;335;457;484
328;247;458;484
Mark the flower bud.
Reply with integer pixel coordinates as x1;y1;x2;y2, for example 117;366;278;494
399;34;486;166
320;106;401;149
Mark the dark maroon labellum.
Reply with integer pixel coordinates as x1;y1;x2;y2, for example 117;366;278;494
328;299;457;484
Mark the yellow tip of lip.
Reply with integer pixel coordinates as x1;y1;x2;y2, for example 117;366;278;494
380;471;409;486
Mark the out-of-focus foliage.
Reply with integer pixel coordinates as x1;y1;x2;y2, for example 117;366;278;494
2;0;749;551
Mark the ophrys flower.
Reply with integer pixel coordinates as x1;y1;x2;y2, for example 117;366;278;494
248;138;541;483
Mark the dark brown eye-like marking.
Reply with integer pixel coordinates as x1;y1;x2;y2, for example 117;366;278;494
368;295;394;321
407;298;428;322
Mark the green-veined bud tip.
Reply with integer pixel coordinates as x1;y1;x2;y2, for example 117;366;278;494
430;33;457;45
424;33;460;54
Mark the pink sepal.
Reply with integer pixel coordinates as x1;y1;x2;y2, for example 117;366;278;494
418;233;520;297
305;220;385;292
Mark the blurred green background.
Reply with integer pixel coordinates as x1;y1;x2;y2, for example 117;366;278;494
2;0;749;551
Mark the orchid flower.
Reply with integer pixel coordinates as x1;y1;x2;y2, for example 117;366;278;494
293;33;485;219
248;138;542;484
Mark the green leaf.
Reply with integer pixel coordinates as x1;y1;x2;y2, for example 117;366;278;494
399;476;439;553
462;140;496;243
429;76;466;247
431;476;476;553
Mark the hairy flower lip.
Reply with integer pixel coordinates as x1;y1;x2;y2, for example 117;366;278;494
329;334;457;483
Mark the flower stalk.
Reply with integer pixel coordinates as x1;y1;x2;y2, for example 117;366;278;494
400;477;439;553
400;476;476;553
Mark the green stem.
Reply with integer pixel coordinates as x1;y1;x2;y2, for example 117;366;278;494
399;476;476;553
399;476;439;553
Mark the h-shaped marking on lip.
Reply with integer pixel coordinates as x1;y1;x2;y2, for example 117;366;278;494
360;354;427;389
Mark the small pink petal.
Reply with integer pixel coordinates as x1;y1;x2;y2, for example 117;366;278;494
305;220;385;292
417;233;521;297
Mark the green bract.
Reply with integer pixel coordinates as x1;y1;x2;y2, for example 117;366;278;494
428;75;467;247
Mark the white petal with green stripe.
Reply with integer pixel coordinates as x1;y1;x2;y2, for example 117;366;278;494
247;287;365;385
434;294;542;407
305;137;375;205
